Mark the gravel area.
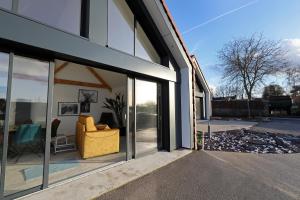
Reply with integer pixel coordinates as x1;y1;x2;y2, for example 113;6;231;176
204;129;300;154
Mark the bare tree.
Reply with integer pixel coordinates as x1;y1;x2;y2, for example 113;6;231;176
215;83;244;99
286;65;300;87
218;34;287;117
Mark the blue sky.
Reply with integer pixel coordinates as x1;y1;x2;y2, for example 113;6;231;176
165;0;300;94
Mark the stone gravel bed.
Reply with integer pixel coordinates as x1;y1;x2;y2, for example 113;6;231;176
204;129;300;154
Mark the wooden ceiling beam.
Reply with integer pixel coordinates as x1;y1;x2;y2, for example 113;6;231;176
54;78;110;89
54;62;69;75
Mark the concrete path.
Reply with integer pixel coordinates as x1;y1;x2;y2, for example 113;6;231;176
18;150;191;200
97;151;300;200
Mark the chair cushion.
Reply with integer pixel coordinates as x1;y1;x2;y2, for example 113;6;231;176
85;116;97;132
96;124;110;130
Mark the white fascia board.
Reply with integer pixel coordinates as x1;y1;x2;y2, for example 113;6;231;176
142;0;192;70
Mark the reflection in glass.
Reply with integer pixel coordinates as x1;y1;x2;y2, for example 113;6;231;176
135;80;158;157
18;0;82;35
127;78;134;158
0;52;9;184
4;56;49;196
0;0;11;10
169;60;175;71
196;97;201;120
135;22;160;64
108;0;134;55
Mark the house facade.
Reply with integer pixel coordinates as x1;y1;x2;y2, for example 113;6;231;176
0;0;211;199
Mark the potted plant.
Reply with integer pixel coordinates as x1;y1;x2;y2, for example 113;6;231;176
103;93;126;135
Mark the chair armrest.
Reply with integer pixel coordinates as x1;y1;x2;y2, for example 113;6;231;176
85;129;119;138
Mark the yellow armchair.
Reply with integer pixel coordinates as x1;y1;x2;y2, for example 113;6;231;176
76;115;119;159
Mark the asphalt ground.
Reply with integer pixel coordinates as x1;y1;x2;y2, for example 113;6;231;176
96;150;299;200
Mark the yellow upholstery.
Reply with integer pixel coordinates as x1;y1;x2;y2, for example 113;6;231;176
76;115;119;159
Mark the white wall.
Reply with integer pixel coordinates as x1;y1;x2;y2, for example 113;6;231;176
53;62;126;136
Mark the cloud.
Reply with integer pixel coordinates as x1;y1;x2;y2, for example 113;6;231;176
281;39;300;66
183;0;259;35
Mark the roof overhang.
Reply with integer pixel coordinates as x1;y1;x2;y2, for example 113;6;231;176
191;55;211;94
142;0;193;70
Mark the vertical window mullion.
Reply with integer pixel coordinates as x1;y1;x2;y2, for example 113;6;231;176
134;17;136;56
0;52;14;197
42;61;54;189
80;0;90;38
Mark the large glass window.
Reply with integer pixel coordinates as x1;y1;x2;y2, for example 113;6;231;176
18;0;82;35
196;97;201;120
108;0;134;55
135;79;158;157
48;61;127;185
0;52;9;186
4;56;49;196
135;22;160;64
0;0;11;10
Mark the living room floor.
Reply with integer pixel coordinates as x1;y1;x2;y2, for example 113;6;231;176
4;136;127;196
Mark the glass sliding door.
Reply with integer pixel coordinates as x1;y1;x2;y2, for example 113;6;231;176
4;55;49;196
135;79;158;157
0;52;9;191
195;97;201;120
126;77;135;159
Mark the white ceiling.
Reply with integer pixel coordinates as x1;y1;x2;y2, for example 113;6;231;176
55;59;127;89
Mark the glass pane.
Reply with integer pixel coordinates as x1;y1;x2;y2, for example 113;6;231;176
108;0;134;55
18;0;81;35
135;79;157;157
48;61;127;185
0;52;9;182
0;0;11;10
127;77;134;158
4;56;49;196
135;22;160;64
196;97;201;120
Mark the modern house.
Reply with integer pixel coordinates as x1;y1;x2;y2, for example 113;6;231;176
0;0;211;199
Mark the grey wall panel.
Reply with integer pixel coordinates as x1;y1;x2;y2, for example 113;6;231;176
0;9;177;82
169;81;176;150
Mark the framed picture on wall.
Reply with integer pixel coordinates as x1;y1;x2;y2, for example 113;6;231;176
58;102;80;116
78;89;98;103
80;102;90;113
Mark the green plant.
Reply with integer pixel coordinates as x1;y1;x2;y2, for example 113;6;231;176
197;131;203;145
103;93;125;127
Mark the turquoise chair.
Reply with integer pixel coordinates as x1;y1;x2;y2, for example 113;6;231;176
13;124;42;162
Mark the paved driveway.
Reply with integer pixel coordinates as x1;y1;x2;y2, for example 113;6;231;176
251;118;300;136
96;151;300;200
197;120;257;133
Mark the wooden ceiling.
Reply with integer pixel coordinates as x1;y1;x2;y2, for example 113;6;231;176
54;62;112;92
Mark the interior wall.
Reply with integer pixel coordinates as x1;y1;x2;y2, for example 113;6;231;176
53;61;127;136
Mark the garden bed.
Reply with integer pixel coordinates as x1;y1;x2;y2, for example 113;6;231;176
204;129;300;154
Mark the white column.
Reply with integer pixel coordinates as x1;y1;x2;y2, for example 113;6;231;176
205;90;212;119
